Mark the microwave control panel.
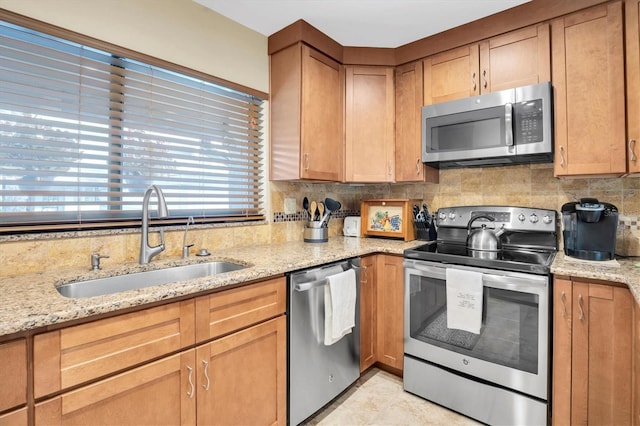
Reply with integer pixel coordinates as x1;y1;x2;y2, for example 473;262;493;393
515;99;544;144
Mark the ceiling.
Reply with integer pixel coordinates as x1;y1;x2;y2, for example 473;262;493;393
194;0;531;48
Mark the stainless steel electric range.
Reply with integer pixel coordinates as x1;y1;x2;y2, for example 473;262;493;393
403;205;558;426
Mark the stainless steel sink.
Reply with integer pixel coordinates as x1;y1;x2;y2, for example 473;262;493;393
56;261;247;298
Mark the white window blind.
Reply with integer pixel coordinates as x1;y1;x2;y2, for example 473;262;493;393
0;20;265;233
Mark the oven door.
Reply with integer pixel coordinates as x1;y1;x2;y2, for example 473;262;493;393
403;259;549;400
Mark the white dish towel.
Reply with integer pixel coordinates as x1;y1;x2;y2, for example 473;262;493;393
446;268;484;334
324;268;357;346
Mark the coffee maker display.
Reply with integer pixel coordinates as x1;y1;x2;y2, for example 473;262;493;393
561;198;618;261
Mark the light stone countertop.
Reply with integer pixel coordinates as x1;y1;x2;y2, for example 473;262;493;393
551;252;640;303
0;237;424;337
2;239;639;338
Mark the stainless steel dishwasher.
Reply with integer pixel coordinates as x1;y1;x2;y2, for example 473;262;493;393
287;258;361;426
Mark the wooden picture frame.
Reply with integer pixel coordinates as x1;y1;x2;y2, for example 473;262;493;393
360;199;419;241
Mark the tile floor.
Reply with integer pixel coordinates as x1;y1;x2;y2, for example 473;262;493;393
303;368;483;426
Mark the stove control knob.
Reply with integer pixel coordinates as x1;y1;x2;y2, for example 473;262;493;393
518;213;526;222
438;212;446;221
448;212;456;220
529;213;539;224
542;214;553;224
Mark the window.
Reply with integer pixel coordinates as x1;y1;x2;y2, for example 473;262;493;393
0;18;265;233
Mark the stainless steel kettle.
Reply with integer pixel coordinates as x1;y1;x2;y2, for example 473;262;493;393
466;215;504;258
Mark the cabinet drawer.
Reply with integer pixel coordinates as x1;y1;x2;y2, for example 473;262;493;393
0;339;27;412
195;277;286;342
34;300;195;398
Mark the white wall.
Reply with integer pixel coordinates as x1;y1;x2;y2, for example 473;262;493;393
0;0;269;93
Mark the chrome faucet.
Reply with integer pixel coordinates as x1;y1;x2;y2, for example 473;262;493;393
182;216;195;259
139;185;169;264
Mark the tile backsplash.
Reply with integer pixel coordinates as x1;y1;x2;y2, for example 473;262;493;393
2;163;640;277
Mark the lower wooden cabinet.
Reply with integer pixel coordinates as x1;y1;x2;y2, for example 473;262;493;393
196;316;286;426
359;254;404;374
0;339;27;414
552;277;633;426
35;351;196;425
376;255;404;372
359;255;377;372
0;407;27;426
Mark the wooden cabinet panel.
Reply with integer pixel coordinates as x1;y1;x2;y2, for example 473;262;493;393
196;316;286;426
34;300;195;398
626;0;640;174
359;255;377;372
394;61;438;183
0;339;27;413
552;277;633;426
552;2;626;177
270;43;343;181
345;66;395;182
35;351;196;425
0;407;27;426
479;23;550;92
195;276;286;343
376;255;404;371
423;45;479;104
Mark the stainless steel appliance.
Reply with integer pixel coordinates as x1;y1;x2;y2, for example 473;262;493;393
403;206;558;425
422;82;553;168
287;258;361;425
561;198;618;260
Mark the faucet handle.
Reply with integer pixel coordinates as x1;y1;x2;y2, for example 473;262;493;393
91;253;110;271
182;244;195;259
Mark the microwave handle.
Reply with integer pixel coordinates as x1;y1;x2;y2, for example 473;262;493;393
505;103;513;146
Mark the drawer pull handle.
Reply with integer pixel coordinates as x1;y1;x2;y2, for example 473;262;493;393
202;360;210;391
561;290;567;318
629;139;637;161
578;294;584;321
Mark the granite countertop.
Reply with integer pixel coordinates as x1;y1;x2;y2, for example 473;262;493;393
2;238;639;338
0;237;424;336
551;252;640;303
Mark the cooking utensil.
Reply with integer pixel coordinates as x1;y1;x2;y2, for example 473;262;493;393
310;200;317;221
318;202;325;219
303;197;310;219
324;198;341;213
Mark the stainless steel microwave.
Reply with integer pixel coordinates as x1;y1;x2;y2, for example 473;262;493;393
422;82;553;168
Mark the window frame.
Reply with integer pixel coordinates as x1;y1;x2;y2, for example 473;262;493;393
0;9;268;235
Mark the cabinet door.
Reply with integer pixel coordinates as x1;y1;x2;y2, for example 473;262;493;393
551;278;572;426
480;24;550;93
423;45;480;104
195;276;286;343
0;339;27;413
571;281;633;425
35;351;196;425
196;316;286;426
552;2;626;176
626;0;640;174
376;255;404;371
270;43;343;181
345;66;395;182
359;255;377;372
0;408;27;426
395;62;438;183
34;300;195;398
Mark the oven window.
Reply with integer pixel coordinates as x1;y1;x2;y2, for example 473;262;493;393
408;274;539;374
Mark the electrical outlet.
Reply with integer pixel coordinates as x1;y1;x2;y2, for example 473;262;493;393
284;198;297;215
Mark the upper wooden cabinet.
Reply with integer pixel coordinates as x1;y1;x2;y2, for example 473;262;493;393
395;61;438;183
423;24;550;104
270;43;344;181
344;66;395;182
552;277;633;426
626;0;640;174
552;2;626;177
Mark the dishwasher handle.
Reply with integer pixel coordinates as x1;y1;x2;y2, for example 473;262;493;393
294;265;360;292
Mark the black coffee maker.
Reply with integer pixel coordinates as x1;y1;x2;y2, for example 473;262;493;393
561;198;618;260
